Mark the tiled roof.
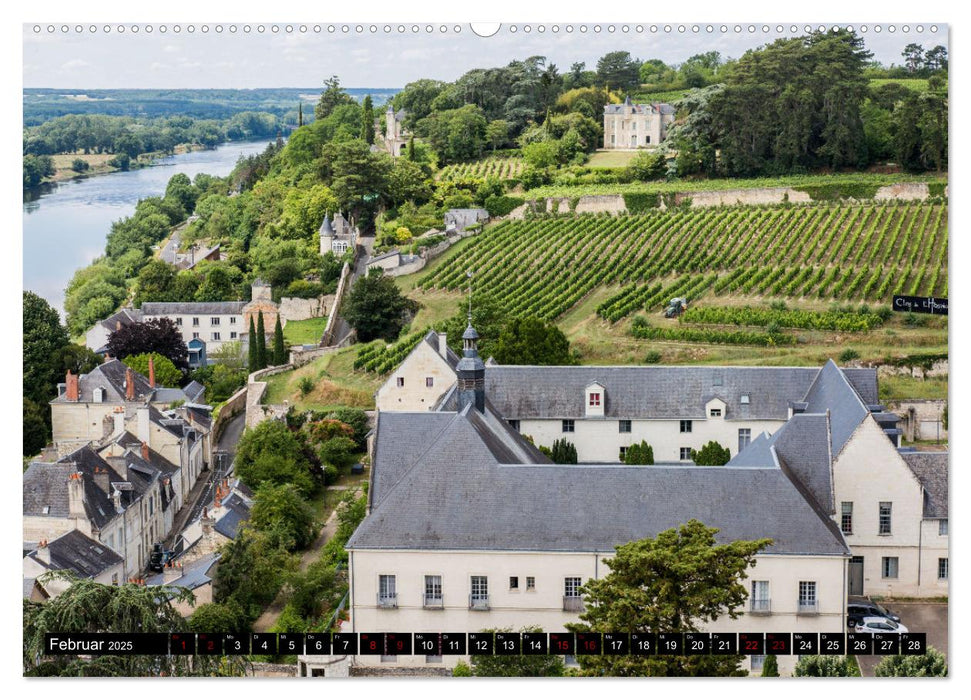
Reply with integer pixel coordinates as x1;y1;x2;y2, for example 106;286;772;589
485;365;878;421
901;451;948;518
604;102;675;115
29;529;123;579
51;358;154;404
349;405;848;556
142;301;246;316
802;361;869;455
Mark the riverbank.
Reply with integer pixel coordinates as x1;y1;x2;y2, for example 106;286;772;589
40;142;223;186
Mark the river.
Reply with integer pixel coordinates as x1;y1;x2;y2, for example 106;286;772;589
23;139;273;316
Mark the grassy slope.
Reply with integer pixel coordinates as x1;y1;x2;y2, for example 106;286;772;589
283;317;328;346
263;347;382;411
586;151;640;168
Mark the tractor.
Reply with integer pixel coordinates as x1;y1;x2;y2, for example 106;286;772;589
664;297;688;318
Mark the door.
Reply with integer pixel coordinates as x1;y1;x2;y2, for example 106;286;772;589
848;556;864;596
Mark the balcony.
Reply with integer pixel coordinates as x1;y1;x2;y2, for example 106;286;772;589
377;594;397;609
797;600;819;615
750;598;771;615
423;595;444;609
563;596;585;612
469;595;490;611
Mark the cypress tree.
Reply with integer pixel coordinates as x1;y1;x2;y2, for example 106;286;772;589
273;316;286;365
248;317;258;370
256;311;267;369
298;103;303;127
407;135;416;161
761;655;779;677
361;95;375;144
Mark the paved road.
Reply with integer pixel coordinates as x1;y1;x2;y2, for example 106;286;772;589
329;236;374;346
856;602;948;676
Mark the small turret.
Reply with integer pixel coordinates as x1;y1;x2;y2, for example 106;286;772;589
456;322;485;413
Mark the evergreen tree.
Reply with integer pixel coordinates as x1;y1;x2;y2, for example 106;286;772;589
761;655;780;677
248;317;258;370
624;440;655;465
273;316;286;365
256;311;267;369
298;103;304;127
550;438;578;464
691;441;732;466
407;135;416;161
361;95;375;145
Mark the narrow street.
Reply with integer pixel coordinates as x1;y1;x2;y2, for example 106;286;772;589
328;236;374;346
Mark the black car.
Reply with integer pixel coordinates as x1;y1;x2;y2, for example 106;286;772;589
148;542;173;573
847;596;901;628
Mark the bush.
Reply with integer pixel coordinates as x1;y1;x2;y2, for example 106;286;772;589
904;312;928;327
299;376;315;396
874;647;947;677
318;436;357;470
322;465;339;486
624;440;655;465
453;661;473;677
250;482;318;551
484;194;525;217
794;655;860;677
644;350;662;364
623;191;660;212
761;655;779;677
550;438;578;464
70;158;90;173
691;441;732;466
839;349;861;363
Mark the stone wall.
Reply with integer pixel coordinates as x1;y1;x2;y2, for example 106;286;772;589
320;262;352;347
877;358;948;380
212;385;248;442
350;666;451;677
574;194;627;214
886;399;948;442
874;182;933;201
290;345;337;368
249;662;298;678
279;295;333;324
244;365;293;429
679;187;812;208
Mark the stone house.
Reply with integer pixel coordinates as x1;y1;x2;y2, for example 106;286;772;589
23;529;125;598
348;325;850;676
145;552;221;616
141;300;247;356
602;96;675;149
319;213;358;256
443;208;489;233
85;307;143;355
381;105;409;157
242;279;280;332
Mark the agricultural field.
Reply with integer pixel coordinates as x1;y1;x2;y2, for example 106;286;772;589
417;201;948;326
437;156;525;182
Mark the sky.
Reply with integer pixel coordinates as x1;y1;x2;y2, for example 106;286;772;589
23;22;949;90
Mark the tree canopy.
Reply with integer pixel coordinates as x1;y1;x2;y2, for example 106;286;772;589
342;268;418;343
691;441;732;466
492;316;577;366
106;318;189;372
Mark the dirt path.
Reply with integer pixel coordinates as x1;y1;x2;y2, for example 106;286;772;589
251;488;359;632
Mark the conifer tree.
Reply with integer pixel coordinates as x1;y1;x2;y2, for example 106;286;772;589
248;317;258;370
298;103;304;127
273;316;286;365
361;95;375;144
407;135;416;161
256;311;267;369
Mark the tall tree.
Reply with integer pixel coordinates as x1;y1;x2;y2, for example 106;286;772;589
492;316;577;366
902;43;925;73
23;291;70;409
106;318;188;372
342;269;418;342
360;95;375;145
298;103;304;127
691;441;732;466
248;316;258;370
273;316;286;365
315;75;355;121
567;520;771;676
256;311;267;370
596;51;641;91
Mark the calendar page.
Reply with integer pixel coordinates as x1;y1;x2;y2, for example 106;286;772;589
22;17;949;682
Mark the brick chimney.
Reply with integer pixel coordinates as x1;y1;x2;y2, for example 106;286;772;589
148;356;156;388
35;539;51;566
125;367;135;401
163;560;182;584
116;320;122;331
141;441;150;461
68;472;85;519
65;370;79;402
437;332;448;359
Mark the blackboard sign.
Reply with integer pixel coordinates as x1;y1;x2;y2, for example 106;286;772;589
893;295;948;315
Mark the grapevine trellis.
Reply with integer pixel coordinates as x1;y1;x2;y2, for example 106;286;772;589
415;201;947;323
437;156;526;182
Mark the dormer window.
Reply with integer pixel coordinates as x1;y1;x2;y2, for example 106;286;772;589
585;383;606;417
710;408;722;417
589;393;601;408
741;394;750;405
93;387;105;403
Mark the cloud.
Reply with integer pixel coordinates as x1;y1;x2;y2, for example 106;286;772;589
60;58;89;70
163;44;181;53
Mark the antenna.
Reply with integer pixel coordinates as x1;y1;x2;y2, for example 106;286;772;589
466;269;474;324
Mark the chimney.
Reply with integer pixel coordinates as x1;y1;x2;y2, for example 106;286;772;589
68;472;85;519
141;441;150;461
113;408;126;437
148;356;156;388
163;560;182;584
437;332;448;359
116;320;122;331
112;486;123;514
137;406;151;443
125;367;135;401
201;509;215;539
93;466;110;493
35;539;51;566
65;370;79;402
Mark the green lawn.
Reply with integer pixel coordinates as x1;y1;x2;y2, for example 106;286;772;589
283;317;328;346
587;151;640;168
263;346;381;410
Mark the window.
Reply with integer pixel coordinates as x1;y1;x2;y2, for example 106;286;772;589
176;317;183;326
619;446;628;461
841;502;853;535
508;420;520;431
526;576;535;591
378;575;396;606
738;428;751;452
470;576;488;608
882;557;899;579
589;392;601;407
680;420;692;433
680;447;692;460
940;519;948;536
740;394;750;405
424;575;442;607
939;558;948;580
148;496;154;516
562;419;575;433
565;577;582;598
192;317;199;327
426;377;434;388
751;655;765;672
230;332;237;340
879;502;892;535
211;317;220;326
751;580;770;612
610;134;616;145
192;333;200;339
111;573;118;586
798;581;817;612
619;420;631;433
229;317;237;325
509;576;519;590
212;332;221;341
710;408;722;417
396;377;404;388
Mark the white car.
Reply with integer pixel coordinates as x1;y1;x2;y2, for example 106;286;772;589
854;616;908;634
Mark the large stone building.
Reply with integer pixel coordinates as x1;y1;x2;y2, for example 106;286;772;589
603;96;675;149
319;213;358;256
381;104;409;156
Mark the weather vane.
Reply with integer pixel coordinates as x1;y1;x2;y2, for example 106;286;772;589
466;269;474;324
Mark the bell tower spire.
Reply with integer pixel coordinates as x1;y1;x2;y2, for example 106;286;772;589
457;270;485;412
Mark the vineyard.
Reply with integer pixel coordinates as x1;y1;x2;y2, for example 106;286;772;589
353;330;427;374
437;156;525;182
416;201;948;323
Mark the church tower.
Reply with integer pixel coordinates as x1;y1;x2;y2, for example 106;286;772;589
456;322;485;413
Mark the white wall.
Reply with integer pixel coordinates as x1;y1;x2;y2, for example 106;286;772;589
375;341;453;412
143;312;243;353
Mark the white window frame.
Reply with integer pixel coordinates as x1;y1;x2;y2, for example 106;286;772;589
618;419;631;433
562;419;575;433
879;502;892;535
841;502;853;535
738;428;751;452
881;557;899;579
940;519;948;536
680;447;692;460
680;420;692;433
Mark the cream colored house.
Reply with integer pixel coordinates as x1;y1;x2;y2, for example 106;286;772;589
23;529;125;598
374;331;459;411
603;97;675;149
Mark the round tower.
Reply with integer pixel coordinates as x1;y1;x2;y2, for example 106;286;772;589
456;322;485;412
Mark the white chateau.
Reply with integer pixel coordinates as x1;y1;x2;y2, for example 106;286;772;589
303;327;947;676
603;96;675;149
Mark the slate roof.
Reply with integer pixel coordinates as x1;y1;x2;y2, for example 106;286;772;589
901;452;949;518
214;493;251;539
51;358;154;404
802;361;869;455
23;462;77;519
349;404;848;556
371;411;456;506
97;307;143;332
145;553;220;592
768;413;835;515
142;301;247;316
485;365;878;421
604;101;676;115
28;529;123;579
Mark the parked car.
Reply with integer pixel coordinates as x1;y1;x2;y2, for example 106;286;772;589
847;596;901;628
854;616;908;634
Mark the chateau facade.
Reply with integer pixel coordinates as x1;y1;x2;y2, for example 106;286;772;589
603;97;675;149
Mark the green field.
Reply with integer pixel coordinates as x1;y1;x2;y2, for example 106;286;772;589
282;317;328;346
586;151;641;168
418;201;947;324
437;156;525;182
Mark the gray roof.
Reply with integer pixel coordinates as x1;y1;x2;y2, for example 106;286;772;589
901;452;949;518
145;553;220;592
214;493;251;539
320;214;335;236
142;301;246;316
349;404;848;556
421;330;462;370
51;358;154;404
369;250;401;264
98;307;143;332
28;529;123;579
769;413;835;515
803;361;869;455
371;412;456;506
485;365;879;421
23;462;77;520
604;101;675;115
